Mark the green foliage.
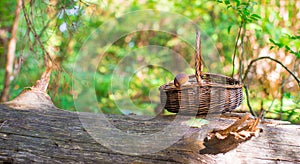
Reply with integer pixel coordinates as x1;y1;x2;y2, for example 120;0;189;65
218;0;261;24
245;96;300;124
0;1;16;28
0;0;299;123
269;34;300;58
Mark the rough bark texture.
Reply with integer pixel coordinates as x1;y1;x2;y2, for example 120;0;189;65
0;103;299;163
31;67;52;93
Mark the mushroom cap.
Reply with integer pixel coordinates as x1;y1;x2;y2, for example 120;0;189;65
174;73;189;87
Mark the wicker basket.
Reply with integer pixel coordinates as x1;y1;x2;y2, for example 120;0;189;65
159;32;243;115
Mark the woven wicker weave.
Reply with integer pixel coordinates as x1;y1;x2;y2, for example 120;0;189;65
159;32;243;115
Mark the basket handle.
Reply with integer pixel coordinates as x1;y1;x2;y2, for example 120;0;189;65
195;31;202;83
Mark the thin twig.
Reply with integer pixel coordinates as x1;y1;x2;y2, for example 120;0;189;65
279;77;286;120
231;21;243;78
259;100;264;119
242;56;300;86
79;0;90;6
38;9;61;38
243;84;256;117
195;31;202;83
242;56;300;118
22;0;54;67
267;96;277;113
239;23;246;80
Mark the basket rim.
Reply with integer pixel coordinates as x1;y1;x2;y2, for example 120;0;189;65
159;73;243;91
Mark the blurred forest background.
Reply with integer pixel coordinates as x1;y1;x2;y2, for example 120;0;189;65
0;0;299;123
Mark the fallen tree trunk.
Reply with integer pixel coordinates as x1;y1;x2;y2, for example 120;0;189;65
0;104;299;163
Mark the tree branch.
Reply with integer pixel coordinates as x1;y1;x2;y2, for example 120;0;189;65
231;21;243;78
243;84;256;117
22;0;54;68
242;56;300;86
238;23;246;80
242;56;299;118
21;0;56;92
0;0;23;102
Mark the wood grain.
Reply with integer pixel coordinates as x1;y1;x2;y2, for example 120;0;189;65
0;104;299;163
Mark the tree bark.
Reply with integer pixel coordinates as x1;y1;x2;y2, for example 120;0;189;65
0;0;23;102
0;104;299;163
31;67;52;92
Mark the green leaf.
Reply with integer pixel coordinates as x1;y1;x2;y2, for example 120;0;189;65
250;14;261;21
243;9;250;16
276;43;284;48
270;46;274;50
227;24;233;34
234;0;241;7
269;38;276;44
225;0;230;5
251;14;261;19
278;43;284;48
294;51;300;58
184;118;209;128
249;16;259;21
290;35;300;40
284;92;291;98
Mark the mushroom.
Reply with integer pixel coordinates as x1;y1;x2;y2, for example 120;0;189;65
174;73;189;87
